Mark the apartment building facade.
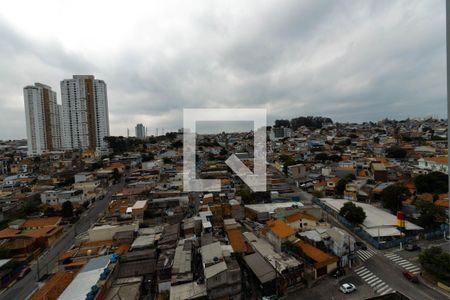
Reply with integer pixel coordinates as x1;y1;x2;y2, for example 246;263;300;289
23;83;62;155
60;75;110;153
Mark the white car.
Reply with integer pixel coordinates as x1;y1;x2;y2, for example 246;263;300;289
262;296;277;300
340;283;356;294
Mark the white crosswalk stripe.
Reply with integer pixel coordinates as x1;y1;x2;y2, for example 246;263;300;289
384;253;421;274
381;288;394;295
353;266;394;294
356;248;377;262
369;279;382;287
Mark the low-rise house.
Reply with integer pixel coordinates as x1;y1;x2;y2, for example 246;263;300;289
243;232;304;295
417;157;448;174
325;227;355;267
243;252;277;297
265;219;296;252
295;240;338;279
171;239;193;285
286;212;318;231
200;242;241;300
41;190;84;206
117;249;157;278
88;223;138;242
30;271;77;300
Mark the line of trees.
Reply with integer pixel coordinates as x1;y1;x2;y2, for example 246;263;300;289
273;116;333;130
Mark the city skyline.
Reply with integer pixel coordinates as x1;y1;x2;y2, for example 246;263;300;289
23;75;110;154
0;0;446;140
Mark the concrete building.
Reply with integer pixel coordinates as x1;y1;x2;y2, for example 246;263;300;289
417;157;448;174
319;198;423;241
60;75;110;153
23;83;62;155
135;123;146;139
200;242;241;300
270;127;291;140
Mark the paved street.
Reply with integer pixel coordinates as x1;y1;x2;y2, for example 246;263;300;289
361;250;449;300
0;179;125;300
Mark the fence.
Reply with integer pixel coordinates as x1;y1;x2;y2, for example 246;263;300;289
424;229;446;240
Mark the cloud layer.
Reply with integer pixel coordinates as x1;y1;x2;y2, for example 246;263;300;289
0;0;446;139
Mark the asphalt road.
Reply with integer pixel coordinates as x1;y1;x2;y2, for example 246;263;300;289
0;179;125;300
364;253;449;300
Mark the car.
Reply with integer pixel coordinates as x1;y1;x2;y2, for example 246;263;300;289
17;266;31;280
262;295;277;300
403;271;419;283
405;244;421;251
355;241;367;250
340;283;356;294
331;267;346;278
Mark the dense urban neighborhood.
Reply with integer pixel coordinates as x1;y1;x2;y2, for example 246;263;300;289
0;115;448;300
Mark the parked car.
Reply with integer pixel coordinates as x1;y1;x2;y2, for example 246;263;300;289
403;271;419;283
331;267;346;278
262;295;277;300
355;241;367;250
405;244;421;251
17;266;31;280
340;283;357;294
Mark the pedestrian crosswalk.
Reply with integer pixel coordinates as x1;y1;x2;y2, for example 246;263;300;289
356;248;377;262
354;266;394;295
384;253;421;274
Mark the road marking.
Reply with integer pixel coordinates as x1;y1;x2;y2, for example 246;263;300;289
369;279;382;287
362;273;375;280
374;282;386;290
355;266;366;272
367;277;380;285
357;249;375;262
384;253;421;274
381;288;394;295
357;269;371;276
377;285;390;294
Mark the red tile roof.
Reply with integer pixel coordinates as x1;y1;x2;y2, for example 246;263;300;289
286;212;317;223
22;217;62;228
267;219;296;239
295;240;338;269
226;228;249;253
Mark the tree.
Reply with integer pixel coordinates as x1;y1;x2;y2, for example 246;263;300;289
415;200;446;229
329;154;342;162
112;168;122;182
274;119;290;128
414;172;448;194
314;153;329;162
419;247;450;285
171;140;183;148
336;174;356;195
142;153;155;162
380;184;410;214
386;146;407;159
45;207;56;217
219;148;228;156
339;201;366;224
62;201;74;219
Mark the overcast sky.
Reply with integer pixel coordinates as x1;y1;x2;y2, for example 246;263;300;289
0;0;446;139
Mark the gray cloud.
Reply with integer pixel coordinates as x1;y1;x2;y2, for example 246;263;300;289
0;0;446;139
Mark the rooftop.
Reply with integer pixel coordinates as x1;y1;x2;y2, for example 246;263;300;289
58;255;111;300
267;219;296;239
320;198;423;237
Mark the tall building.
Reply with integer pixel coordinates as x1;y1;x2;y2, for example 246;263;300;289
135;123;145;139
60;75;110;152
23;83;62;155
